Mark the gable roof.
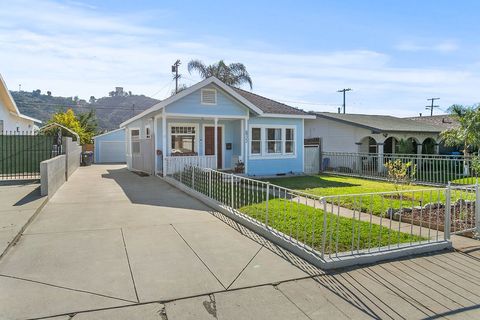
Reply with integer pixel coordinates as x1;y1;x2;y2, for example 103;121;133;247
231;87;312;117
405;115;458;130
120;77;313;127
0;73;42;123
93;127;125;139
314;112;444;133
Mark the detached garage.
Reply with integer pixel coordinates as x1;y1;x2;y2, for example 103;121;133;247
93;128;126;163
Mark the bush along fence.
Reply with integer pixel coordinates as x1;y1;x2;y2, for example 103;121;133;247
321;152;478;186
0;131;62;181
165;165;478;269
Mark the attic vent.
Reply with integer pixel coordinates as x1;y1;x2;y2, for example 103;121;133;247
201;89;217;105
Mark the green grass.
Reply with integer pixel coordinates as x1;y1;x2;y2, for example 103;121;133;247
178;169;425;255
451;177;479;185
239;198;423;254
262;174;447;216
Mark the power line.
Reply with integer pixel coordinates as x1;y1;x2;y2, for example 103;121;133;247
425;97;440;116
337;88;352;114
150;79;175;98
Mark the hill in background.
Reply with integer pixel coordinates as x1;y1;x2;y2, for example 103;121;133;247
11;87;160;131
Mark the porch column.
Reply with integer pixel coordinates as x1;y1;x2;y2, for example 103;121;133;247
244;117;249;174
355;142;362;172
162;110;167;177
417;143;423;168
434;143;440;154
214;117;218;169
377;143;384;173
240;119;245;162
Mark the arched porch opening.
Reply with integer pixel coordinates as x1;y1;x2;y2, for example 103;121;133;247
359;136;378;153
422;137;437;154
384;137;398;154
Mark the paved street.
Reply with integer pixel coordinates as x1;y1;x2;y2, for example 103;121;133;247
1;165;480;319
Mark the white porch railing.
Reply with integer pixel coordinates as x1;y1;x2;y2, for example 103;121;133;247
164;155;216;175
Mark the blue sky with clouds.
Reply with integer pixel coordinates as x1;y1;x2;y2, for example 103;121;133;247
0;0;479;116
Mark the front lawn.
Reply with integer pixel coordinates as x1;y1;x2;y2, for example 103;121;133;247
262;174;447;216
239;198;424;254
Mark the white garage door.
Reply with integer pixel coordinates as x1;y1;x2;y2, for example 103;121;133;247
98;141;126;163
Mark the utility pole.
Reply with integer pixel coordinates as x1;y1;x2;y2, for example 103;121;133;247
337;88;352;114
172;60;181;94
425;97;440;116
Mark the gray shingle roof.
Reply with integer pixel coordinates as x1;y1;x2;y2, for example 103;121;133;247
315;112;445;133
405;115;459;130
231;87;310;116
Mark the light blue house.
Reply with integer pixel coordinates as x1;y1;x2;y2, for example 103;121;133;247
120;77;315;176
93;128;126;163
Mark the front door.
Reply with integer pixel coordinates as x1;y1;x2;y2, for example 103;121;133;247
205;126;222;169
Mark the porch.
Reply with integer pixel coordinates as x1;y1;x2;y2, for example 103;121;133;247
155;115;248;176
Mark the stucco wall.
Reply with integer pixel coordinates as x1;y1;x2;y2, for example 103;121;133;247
304;117;441;153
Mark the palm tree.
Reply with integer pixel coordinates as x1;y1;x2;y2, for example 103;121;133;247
440;104;480;175
187;60;253;89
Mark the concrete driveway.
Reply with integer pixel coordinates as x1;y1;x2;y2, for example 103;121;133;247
0;165;308;319
2;165;480;319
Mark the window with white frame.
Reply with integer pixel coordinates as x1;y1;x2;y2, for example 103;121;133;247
250;128;261;155
266;128;282;154
285;128;295;154
249;126;296;157
201;89;217;105
131;129;140;154
170;126;197;154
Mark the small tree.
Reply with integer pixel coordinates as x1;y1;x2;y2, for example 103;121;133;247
385;159;417;192
47;109;97;145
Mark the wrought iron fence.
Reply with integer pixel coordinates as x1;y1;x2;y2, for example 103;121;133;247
0;131;62;180
322;152;477;186
166;165;475;269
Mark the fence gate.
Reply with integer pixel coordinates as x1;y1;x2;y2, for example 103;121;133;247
304;145;320;174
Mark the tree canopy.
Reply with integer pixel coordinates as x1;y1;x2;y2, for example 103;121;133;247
187;60;253;89
47;109;98;145
440;104;480;156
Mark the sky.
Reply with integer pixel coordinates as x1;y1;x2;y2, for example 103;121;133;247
0;0;479;116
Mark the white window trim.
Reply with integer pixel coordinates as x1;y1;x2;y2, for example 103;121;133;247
248;125;297;159
130;127;141;155
201;88;217;105
167;123;200;155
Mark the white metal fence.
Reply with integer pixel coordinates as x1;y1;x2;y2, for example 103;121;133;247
322;152;477;186
165;165;478;269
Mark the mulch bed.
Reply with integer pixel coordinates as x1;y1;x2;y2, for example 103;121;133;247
392;201;476;236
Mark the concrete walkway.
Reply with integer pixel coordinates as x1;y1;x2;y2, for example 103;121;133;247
1;165;480;319
0;181;47;258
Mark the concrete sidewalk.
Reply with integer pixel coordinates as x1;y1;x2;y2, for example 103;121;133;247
1;165;480;319
0;182;47;258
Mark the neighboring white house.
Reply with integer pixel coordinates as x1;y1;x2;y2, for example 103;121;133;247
0;73;41;132
305;112;445;155
93;128;126;163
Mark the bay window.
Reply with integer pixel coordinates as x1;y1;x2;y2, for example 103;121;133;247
249;126;296;157
266;128;282;154
285;128;294;154
251;127;261;155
